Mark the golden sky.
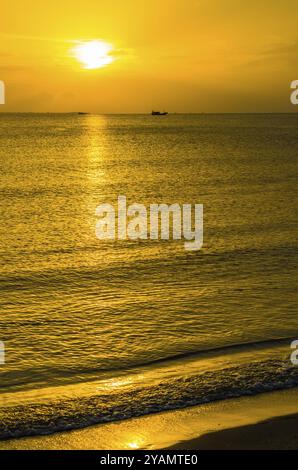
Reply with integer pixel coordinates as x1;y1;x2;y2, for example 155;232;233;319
0;0;297;112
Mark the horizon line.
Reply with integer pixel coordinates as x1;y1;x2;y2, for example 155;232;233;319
0;111;297;115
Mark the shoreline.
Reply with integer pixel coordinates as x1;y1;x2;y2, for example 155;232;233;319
1;338;296;441
1;387;297;450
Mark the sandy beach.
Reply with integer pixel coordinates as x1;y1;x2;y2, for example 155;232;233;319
169;413;298;450
1;388;297;450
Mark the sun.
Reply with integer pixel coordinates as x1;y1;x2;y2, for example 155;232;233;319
71;40;114;69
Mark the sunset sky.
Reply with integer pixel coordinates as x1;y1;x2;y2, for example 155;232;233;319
1;0;297;112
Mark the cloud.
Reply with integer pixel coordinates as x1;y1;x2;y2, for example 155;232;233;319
246;41;298;65
0;65;28;72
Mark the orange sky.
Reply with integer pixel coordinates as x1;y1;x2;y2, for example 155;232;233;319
0;0;297;112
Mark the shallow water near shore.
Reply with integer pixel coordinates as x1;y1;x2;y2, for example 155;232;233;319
1;388;297;450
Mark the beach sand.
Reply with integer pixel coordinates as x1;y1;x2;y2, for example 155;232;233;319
169;413;298;450
1;388;297;450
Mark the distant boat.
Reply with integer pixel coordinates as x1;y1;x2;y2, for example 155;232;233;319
151;110;168;116
78;112;89;115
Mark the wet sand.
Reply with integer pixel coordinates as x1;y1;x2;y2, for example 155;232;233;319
169;413;298;450
0;388;297;450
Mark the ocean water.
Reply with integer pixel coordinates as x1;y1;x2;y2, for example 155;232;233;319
0;113;298;438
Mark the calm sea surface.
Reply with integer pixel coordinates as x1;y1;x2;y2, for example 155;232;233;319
0;113;297;437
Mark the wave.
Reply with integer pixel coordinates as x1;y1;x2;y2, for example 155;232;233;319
1;338;297;440
1;243;297;290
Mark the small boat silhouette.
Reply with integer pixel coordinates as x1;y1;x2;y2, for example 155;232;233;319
151;110;168;116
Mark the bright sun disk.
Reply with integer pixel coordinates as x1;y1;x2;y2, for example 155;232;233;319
72;40;114;69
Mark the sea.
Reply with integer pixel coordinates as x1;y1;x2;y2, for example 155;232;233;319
0;113;297;439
